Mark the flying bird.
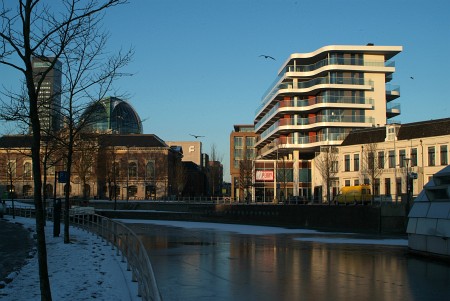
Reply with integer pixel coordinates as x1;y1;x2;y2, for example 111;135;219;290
410;76;414;80
259;54;276;60
189;134;205;139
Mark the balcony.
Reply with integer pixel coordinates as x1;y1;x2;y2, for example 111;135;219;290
386;102;401;118
386;84;400;101
257;115;375;144
255;96;374;132
256;77;374;117
258;133;348;158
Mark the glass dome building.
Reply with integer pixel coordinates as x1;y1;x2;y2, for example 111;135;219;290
82;97;143;134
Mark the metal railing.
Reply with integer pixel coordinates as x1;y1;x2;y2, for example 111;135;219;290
4;204;162;301
69;213;162;301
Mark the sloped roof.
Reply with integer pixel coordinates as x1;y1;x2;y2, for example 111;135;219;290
98;134;167;148
341;118;450;146
0;135;33;148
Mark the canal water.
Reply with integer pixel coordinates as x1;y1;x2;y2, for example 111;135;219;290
122;220;450;301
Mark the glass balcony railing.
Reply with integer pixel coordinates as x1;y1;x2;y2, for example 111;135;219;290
255;96;373;130
259;115;374;141
259;133;349;155
256;77;373;115
285;58;394;73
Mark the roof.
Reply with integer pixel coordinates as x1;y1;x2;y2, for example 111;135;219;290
341;118;450;146
98;134;167;148
0;135;33;148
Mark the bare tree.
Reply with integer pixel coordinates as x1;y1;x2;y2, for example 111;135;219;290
0;1;127;299
315;146;339;204
209;143;223;196
239;156;253;202
174;158;187;197
71;134;98;200
361;142;385;205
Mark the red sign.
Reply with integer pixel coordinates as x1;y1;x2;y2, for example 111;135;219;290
256;170;274;181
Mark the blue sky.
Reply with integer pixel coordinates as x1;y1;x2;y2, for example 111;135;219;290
2;0;450;181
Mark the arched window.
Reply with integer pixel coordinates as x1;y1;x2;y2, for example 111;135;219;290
23;185;32;197
128;162;137;178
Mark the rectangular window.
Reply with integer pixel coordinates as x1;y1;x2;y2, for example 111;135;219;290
7;160;17;177
440;145;448;165
344;155;350;171
234;137;243;148
368;152;375;170
399;149;406;168
378;151;384;169
411;148;418;167
246;137;255;147
354;154;359;171
345;180;351;186
385;178;391;196
234;149;242;160
354;179;359;186
388;150;395;168
428;146;435;166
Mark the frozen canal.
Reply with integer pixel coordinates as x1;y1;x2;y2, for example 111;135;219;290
122;220;450;301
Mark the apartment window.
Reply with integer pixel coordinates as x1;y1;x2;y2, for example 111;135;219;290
388;150;395;168
234;149;242;160
354;179;359;186
399;149;406;168
353;154;359;171
331;161;338;173
344;155;350;171
234;137;243;148
246;137;255;147
428;146;435;166
368;152;375;170
345;180;351;186
411;148;418;167
128;162;137;178
440;145;448;165
378;151;385;169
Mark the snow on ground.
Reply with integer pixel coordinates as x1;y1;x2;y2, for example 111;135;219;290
1;216;139;301
119;219;408;246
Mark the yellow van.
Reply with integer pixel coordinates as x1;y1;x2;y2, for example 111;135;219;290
335;185;372;205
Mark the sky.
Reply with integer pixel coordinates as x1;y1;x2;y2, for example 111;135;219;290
1;0;450;181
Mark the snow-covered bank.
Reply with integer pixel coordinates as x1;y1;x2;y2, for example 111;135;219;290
1;216;140;301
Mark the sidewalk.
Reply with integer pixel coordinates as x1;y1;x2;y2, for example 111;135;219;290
0;215;140;300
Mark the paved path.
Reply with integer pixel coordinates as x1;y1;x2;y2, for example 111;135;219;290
0;218;35;284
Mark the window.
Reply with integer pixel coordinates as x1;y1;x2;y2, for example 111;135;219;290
368;152;375;170
234;137;243;148
128;162;137;178
399;149;406;168
331;161;338;173
440;145;448;165
385;178;391;196
353;154;359;171
7;160;16;177
344;155;350;171
428;146;435;166
146;161;155;181
354;179;359;186
23;162;32;179
246;137;255;147
388;150;395;168
378;151;385;169
128;185;138;197
345;180;351;186
411;148;417;167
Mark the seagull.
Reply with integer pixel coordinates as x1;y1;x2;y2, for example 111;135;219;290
189;134;205;139
259;54;276;60
410;76;414;80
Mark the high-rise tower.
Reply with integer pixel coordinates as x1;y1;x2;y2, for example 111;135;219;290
32;57;62;133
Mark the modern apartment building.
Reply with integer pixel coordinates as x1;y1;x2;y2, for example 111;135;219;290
253;44;402;201
230;124;258;200
32;57;62;133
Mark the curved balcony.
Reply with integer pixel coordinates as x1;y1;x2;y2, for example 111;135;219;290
258;133;347;158
255;96;374;132
256;77;373;117
257;115;374;146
